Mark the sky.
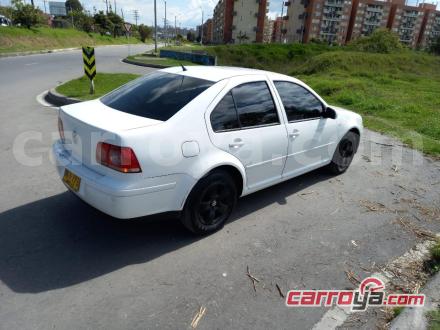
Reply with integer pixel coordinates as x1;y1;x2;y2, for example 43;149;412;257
0;0;438;28
0;0;285;28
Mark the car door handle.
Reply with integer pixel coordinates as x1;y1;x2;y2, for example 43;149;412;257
289;129;300;139
229;139;244;149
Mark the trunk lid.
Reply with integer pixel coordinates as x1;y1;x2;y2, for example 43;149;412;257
59;99;161;173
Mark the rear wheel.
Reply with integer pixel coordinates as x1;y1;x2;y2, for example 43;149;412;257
327;131;359;174
180;170;237;235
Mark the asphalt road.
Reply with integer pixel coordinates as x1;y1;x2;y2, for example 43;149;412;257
0;45;439;330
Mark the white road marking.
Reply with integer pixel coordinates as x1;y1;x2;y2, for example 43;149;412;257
25;62;38;66
36;90;57;109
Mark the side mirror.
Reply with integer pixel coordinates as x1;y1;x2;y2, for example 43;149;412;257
323;107;337;120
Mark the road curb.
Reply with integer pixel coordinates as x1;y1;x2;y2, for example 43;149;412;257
45;88;81;107
0;47;80;58
0;44;149;58
390;271;440;330
122;58;170;69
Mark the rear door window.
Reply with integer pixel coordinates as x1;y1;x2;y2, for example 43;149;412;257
231;82;279;128
101;71;213;121
210;92;240;132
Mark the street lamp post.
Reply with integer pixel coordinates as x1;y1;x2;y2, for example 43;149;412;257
154;0;158;53
200;7;204;46
164;0;167;47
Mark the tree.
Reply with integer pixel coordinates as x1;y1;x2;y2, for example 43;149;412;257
107;11;124;37
65;0;83;13
11;0;42;28
93;10;112;35
138;24;152;42
236;31;249;44
70;10;93;33
430;36;440;55
187;31;196;42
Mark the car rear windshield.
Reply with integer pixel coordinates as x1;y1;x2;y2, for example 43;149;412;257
101;71;214;121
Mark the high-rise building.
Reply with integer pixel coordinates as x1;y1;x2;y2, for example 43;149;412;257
272;16;284;42
418;3;440;49
285;0;308;42
203;18;214;43
264;17;274;43
285;0;353;45
212;0;270;44
347;0;392;42
388;0;425;48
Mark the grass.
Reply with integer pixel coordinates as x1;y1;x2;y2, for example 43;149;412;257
61;43;440;156
0;27;144;54
56;73;140;101
160;43;440;156
427;309;440;330
126;54;195;67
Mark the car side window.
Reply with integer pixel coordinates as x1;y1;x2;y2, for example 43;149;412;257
211;92;240;132
232;82;279;128
274;81;324;122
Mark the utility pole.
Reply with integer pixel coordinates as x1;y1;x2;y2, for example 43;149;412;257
280;1;284;43
43;0;47;13
104;0;109;14
164;1;167;46
175;15;177;42
114;0;116;14
200;7;204;46
133;10;139;26
154;0;158;53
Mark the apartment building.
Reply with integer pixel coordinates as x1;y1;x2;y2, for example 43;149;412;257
285;0;307;42
212;0;270;44
388;0;425;47
264;17;274;43
272;16;283;42
285;0;353;45
203;18;214;43
418;3;440;48
347;0;392;42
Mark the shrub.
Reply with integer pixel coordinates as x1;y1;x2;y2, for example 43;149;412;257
11;0;45;28
349;29;404;53
138;24;152;43
430;36;440;55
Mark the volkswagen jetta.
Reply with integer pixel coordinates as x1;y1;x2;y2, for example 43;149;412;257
53;66;363;234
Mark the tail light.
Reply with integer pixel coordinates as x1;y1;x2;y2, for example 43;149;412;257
58;117;65;142
96;142;142;173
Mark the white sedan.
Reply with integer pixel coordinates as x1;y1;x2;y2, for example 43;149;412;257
53;66;363;234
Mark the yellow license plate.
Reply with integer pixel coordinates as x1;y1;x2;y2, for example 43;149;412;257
63;169;81;192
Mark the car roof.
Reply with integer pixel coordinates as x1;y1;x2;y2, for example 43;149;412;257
161;66;297;84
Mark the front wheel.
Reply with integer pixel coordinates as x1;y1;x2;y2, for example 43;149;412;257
180;170;238;235
327;131;360;174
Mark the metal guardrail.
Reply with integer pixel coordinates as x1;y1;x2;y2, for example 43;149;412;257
160;50;217;66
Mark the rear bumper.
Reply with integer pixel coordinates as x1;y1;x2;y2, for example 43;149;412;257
52;141;195;219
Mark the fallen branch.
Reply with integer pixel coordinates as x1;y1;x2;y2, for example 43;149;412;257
246;266;260;292
191;306;206;329
395;217;436;239
275;283;285;298
345;269;362;286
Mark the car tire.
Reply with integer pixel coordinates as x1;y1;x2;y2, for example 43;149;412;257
180;170;238;235
327;131;360;175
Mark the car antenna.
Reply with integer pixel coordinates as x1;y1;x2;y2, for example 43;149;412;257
181;64;187;71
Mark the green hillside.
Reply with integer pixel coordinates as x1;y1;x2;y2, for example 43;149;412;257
0;27;143;54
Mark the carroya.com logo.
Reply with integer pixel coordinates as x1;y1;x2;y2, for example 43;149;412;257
286;277;424;312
